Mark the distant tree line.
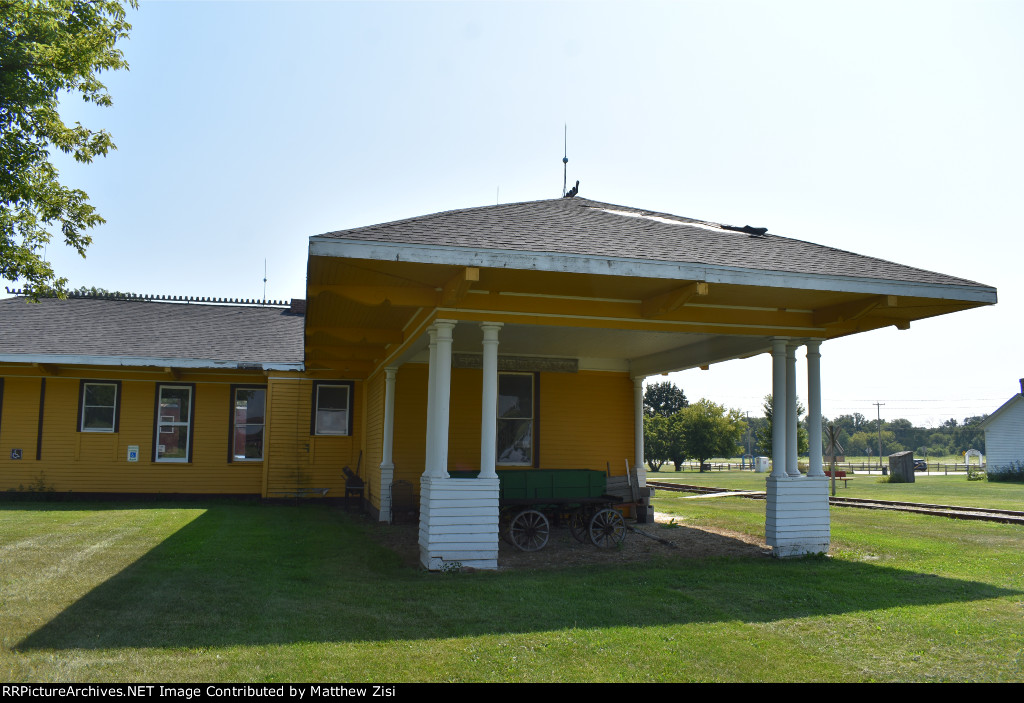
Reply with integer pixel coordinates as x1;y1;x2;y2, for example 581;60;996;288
820;413;986;458
643;382;746;471
643;382;986;470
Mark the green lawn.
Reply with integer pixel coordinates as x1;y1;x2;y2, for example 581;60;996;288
647;470;1024;511
2;497;1022;682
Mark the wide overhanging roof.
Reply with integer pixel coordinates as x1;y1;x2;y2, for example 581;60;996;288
304;198;997;377
312;197;994;302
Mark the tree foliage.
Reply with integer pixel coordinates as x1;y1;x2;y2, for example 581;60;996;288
1;0;136;296
676;399;746;469
755;394;809;456
643;414;670;471
643;381;688;418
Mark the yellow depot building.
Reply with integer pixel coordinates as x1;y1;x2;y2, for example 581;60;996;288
0;197;997;569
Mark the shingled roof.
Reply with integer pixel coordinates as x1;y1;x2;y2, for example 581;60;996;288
313;197;991;293
0;297;305;370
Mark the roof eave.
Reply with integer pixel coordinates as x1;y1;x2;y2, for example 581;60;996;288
308;238;998;305
979;394;1022;428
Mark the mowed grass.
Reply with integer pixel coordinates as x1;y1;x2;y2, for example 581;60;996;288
1;496;1022;683
648;470;1024;511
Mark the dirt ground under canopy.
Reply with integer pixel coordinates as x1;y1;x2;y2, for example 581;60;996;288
365;509;770;571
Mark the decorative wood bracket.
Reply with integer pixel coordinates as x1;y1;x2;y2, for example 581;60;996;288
641;282;709;318
440;267;480;307
812;295;897;327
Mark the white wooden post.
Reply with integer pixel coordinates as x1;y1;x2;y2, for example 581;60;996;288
429;320;455;478
379;366;397;521
419;319;499;571
633;376;645;482
806;342;825;477
480;322;502;479
771;338;788;478
786;342;800;476
766;338;830;558
424;327;438;477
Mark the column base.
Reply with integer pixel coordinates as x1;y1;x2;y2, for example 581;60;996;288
765;475;830;558
379;463;394;523
419;476;500;570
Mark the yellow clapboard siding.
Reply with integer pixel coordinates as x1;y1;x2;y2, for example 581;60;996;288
392;363;427;487
363;371;385;510
0;361;634;496
1;378;42;465
539;371;634;473
448;368;483;472
0;375;264;494
264;376;362;497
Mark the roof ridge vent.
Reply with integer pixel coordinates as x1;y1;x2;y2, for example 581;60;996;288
4;287;293;307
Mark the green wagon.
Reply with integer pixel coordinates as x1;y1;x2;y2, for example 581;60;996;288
455;468;628;552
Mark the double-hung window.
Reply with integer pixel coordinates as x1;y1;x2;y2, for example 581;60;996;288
231;386;266;461
312;381;353;436
155;384;194;462
78;381;120;433
497;372;534;465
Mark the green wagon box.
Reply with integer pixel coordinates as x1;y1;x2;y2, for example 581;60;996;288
496;469;606;500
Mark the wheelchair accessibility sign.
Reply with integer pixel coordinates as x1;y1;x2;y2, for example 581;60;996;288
127;445;139;462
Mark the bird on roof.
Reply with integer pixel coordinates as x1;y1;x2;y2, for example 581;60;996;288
564;180;579;198
721;223;769;237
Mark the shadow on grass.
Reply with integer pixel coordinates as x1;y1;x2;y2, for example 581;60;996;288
12;501;1020;651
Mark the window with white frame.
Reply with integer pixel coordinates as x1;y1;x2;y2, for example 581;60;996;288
155;384;194;462
497;372;534;465
312;382;353;436
231;386;266;461
79;381;119;432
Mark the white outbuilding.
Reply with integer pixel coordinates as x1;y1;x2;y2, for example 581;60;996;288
979;380;1024;476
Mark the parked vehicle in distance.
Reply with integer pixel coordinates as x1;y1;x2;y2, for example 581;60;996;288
914;459;928;471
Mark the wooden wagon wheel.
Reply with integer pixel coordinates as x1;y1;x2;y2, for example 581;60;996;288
508;509;550;551
589;508;626;549
568;507;590;543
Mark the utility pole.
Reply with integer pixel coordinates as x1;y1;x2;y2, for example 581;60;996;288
874;401;886;475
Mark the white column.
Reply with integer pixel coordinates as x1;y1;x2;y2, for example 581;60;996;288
786;343;800;476
379;366;398;521
381;367;397;468
429;320;455;478
770;338;788;478
479;322;502;479
424;327;438;476
419;321;499;571
633;376;645;482
766;339;830;558
806;341;825;477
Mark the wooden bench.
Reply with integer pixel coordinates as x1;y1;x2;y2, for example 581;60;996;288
823;470;852;488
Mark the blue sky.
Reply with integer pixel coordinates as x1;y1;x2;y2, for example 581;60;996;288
13;0;1024;427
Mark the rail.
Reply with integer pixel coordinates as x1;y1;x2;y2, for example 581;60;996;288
647;481;1024;525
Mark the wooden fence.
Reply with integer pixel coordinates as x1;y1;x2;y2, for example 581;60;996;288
648;461;984;474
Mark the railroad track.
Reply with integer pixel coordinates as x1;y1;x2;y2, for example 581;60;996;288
647;480;1024;526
